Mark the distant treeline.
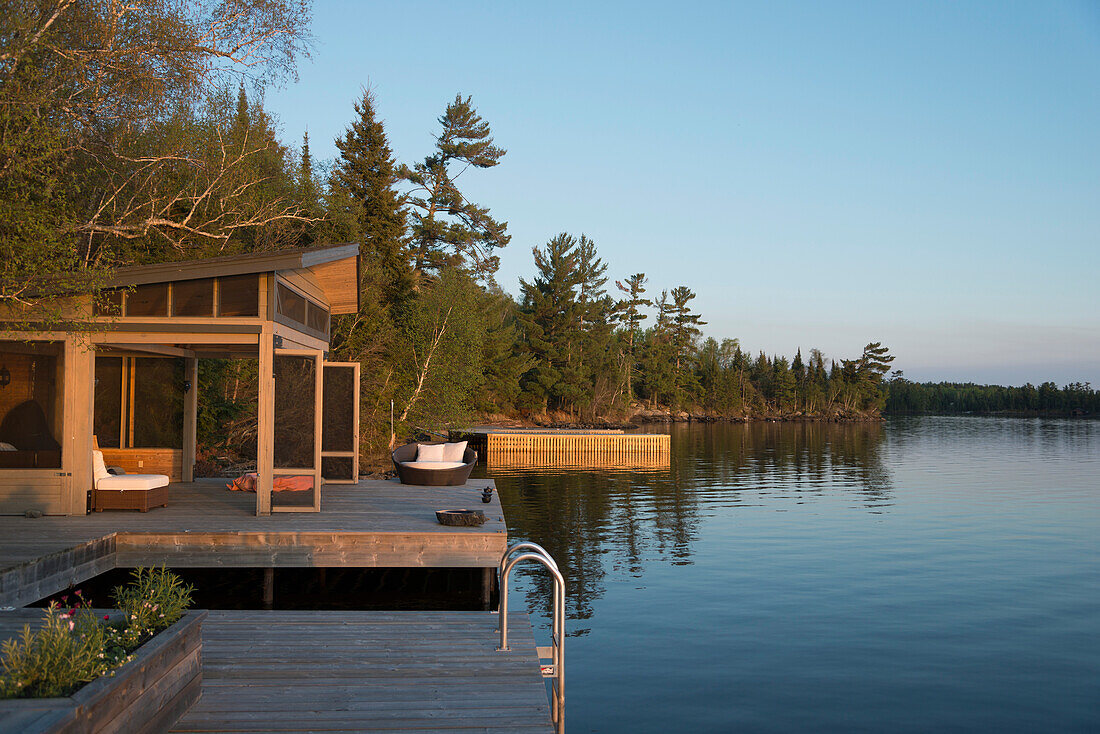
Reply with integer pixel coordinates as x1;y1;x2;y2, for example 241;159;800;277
885;379;1098;416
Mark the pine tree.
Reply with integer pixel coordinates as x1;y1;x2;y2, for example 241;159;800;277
295;132;322;243
517;233;585;414
330;89;411;308
615;273;652;400
399;95;509;281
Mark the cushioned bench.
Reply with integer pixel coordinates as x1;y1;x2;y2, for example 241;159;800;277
91;449;169;512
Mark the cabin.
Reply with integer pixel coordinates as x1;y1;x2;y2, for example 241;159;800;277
0;243;361;516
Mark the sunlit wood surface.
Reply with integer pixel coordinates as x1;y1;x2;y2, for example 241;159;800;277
171;610;553;733
0;479;504;607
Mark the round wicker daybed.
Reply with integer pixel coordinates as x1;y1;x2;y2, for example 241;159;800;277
391;442;478;486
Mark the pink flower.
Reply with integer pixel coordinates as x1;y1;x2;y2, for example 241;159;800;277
61;595;68;602
103;614;110;620
74;590;82;596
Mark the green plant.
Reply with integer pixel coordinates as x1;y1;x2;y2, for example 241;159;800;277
0;604;110;698
112;567;195;647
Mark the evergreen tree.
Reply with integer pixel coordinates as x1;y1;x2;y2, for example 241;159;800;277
517;233;585;414
330;89;411;309
295;132;323;244
615;273;652;399
399;95;509;281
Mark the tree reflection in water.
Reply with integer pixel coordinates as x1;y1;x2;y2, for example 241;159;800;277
485;421;892;630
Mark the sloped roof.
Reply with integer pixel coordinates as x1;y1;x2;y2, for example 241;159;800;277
103;243;360;314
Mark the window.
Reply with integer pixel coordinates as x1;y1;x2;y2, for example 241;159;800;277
218;274;259;317
306;301;330;335
276;282;307;324
172;278;214;317
94;289;124;316
0;345;62;469
127;283;168;316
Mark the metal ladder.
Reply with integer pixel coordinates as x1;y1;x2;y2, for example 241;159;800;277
497;542;565;734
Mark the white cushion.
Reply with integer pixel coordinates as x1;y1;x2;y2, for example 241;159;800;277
416;443;447;462
0;442;16;451
441;441;467;462
92;450;111;481
96;474;169;491
400;461;467;470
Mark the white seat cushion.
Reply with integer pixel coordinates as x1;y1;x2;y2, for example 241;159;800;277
400;461;467;470
92;450;111;481
96;474;169;491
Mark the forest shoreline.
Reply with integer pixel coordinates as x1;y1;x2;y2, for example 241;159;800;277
475;407;885;430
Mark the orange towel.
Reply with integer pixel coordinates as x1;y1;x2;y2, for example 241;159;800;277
227;473;312;492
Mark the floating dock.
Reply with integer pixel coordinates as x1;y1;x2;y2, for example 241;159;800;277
457;427;670;468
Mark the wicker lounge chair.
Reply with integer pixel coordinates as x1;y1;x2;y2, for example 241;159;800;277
391;442;478;486
91;449;169;512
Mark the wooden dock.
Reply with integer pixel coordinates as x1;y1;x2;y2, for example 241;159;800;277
171;610;553;733
0;478;559;733
0;478;505;608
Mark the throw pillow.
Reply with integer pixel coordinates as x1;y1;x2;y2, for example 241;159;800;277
416;443;447;462
441;441;467;462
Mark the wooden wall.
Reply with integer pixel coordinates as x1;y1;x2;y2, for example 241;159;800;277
100;448;183;482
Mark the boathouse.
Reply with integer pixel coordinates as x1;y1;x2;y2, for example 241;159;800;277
0;243;361;516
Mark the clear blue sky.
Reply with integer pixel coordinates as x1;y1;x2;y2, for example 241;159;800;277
265;1;1100;386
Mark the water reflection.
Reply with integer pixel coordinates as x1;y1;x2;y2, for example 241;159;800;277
487;421;893;628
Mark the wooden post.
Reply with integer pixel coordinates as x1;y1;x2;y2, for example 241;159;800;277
313;350;323;510
63;338;96;516
182;357;198;482
256;328;274;516
482;567;494;611
263;567;274;609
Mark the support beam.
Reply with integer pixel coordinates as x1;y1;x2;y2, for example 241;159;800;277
63;338;95;516
98;343;197;358
256;328;274;516
182;357;198;482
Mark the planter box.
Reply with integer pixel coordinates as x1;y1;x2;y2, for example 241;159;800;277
0;610;206;734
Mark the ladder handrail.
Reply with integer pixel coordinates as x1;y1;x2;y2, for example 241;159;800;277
498;546;565;733
499;541;558;583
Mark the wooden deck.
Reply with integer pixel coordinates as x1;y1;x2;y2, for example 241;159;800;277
171;610;553;733
0;478;505;607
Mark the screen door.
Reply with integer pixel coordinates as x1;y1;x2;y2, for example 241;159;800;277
272;349;322;511
321;361;360;483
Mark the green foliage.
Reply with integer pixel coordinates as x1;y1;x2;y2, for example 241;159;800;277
0;0;312;324
886;378;1098;415
329;88;412;308
399;94;509;280
0;604;112;699
391;270;486;432
112;567;195;647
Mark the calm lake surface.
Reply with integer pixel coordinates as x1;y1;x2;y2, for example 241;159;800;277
485;417;1100;733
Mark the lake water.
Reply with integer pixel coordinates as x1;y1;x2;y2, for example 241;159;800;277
486;418;1100;733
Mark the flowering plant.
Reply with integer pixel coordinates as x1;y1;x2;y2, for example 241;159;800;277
0;567;192;699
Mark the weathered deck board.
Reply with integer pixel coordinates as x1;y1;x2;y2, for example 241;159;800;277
0;479;504;606
171;610;553;733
